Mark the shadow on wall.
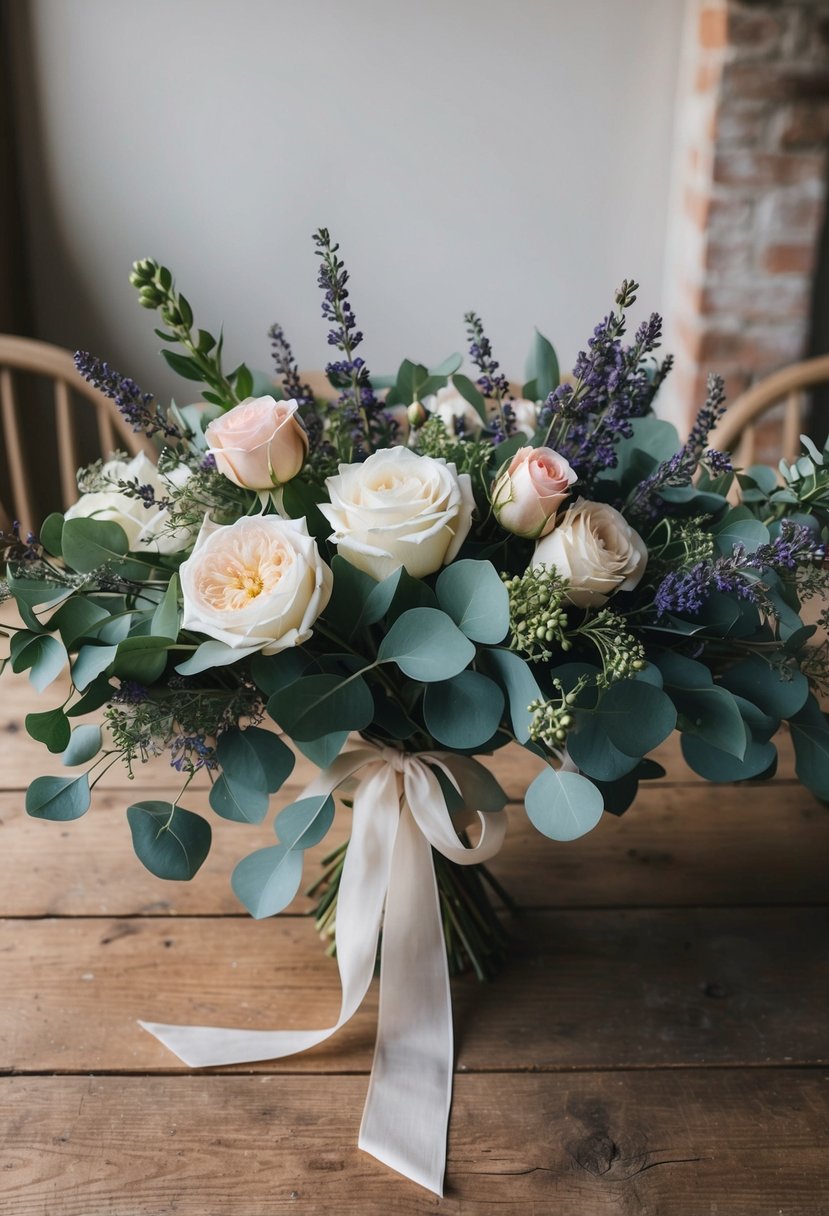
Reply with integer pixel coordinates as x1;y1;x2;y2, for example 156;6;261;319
6;4;139;521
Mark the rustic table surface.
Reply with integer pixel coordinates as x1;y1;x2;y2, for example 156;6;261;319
1;664;828;1216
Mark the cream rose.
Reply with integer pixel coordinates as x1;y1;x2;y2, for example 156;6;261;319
507;397;540;440
492;446;577;539
205;395;308;490
64;452;191;555
425;382;485;438
533;498;648;607
179;514;332;654
319;446;475;581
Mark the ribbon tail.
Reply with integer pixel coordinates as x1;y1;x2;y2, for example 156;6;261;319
358;799;453;1197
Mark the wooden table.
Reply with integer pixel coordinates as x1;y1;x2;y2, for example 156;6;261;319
1;668;828;1215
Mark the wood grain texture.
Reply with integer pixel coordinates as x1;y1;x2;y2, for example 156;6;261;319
2;1071;828;1215
1;781;826;918
3;908;827;1074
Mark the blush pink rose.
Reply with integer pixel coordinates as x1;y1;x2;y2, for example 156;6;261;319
205;395;308;490
491;446;577;539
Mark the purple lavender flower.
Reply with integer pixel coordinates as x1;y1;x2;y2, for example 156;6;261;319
74;352;182;440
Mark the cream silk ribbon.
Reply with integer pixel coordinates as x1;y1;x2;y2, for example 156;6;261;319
140;745;508;1195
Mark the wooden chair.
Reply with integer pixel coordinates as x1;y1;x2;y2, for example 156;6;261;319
0;335;155;534
711;353;829;467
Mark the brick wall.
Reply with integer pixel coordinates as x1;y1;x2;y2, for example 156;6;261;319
665;0;829;432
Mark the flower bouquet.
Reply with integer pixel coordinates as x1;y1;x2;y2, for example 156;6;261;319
3;230;828;1193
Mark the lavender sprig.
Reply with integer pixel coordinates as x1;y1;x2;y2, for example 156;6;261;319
74;352;183;441
463;311;513;441
627;374;728;523
313;228;379;459
267;322;324;452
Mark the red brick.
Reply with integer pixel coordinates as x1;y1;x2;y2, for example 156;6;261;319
721;62;796;102
713;104;769;148
712;150;825;188
699;6;728;49
779;103;829;148
767;191;825;233
684;185;711;229
704;241;753;275
695;59;722;94
727;11;783;53
762;242;817;275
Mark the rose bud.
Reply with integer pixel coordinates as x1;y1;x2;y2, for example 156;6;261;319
492;446;577;539
204;395;308;490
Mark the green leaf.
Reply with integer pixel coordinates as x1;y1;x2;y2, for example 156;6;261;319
451;374;488;422
40;512;65;556
711;508;769;556
327;555;379;634
436;560;509;644
429;353;463;378
294;732;348;768
596;681;676;756
249;649;311;697
268;672;374;740
126;801;212;880
385;566;438;622
62;724;103;766
175;638;263;676
52;598;110;649
113;636;172;684
673;686;748;759
25;706;71;753
62;517;130;572
208;773;268;824
275;794;335;850
681;733;777;782
525;767;604;841
67;674;114;716
789;696;829;801
239;727;295;792
26;773;90;821
233;363;254;400
279;479;330;539
567;716;640;781
71;643;117;691
480;648;543;743
10;631;67;692
719;655;809;720
525;329;559;402
231;844;304;918
151;574;180;641
209;727;295;824
378;608;475;682
160;349;204;382
6;569;72;630
423;671;505;749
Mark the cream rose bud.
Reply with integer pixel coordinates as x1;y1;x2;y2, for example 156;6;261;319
64;452;191;555
319;446;475;581
426;382;484;438
179;515;332;655
506;397;539;440
204;395;308;490
533;498;648;607
492;446;577;539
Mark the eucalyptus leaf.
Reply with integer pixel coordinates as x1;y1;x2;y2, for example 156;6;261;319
113;636;172;684
25;706;71;754
39;512;65;556
422;671;505;749
480;648;544;743
126;801;212;880
71;643;117;691
436;560;509;644
681;733;777;782
151;574;180;641
789;696;829;801
294;732;348;768
176;638;263;676
26;773;90;821
62;724;103;766
52;598;110;649
10;631;67;692
378;608;474;681
275;794;335;850
525;329;559;402
62;517;130;573
525;767;604;841
231;844;304;918
567;716;640;781
451;374;488;422
719;655;809;720
596;681;676;756
268;672;374;740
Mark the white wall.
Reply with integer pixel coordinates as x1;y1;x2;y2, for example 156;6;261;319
14;0;686;402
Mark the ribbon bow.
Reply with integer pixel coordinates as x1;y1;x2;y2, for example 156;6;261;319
140;744;508;1195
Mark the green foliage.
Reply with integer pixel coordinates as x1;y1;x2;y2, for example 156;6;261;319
789;696;829;801
436;560;509;644
26;773;90;821
25;706;71;753
10;631;67;692
378;608;475;681
126;801;212;880
423;671;505;749
480;648;543;743
524;767;604;841
61;517;130;572
231;793;335;918
523;329;559;403
209;727;295;824
62;724;103;766
268;672;374;740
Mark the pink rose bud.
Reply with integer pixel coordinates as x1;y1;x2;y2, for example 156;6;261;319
491;446;577;539
204;395;308;490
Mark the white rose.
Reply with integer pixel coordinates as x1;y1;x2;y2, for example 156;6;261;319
508;397;539;440
425;382;484;438
319;446;475;581
533;497;648;607
179;514;332;654
64;452;191;555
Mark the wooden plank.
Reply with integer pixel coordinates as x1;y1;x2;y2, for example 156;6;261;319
1;782;826;917
1;1071;827;1215
0;667;801;791
3;908;827;1073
